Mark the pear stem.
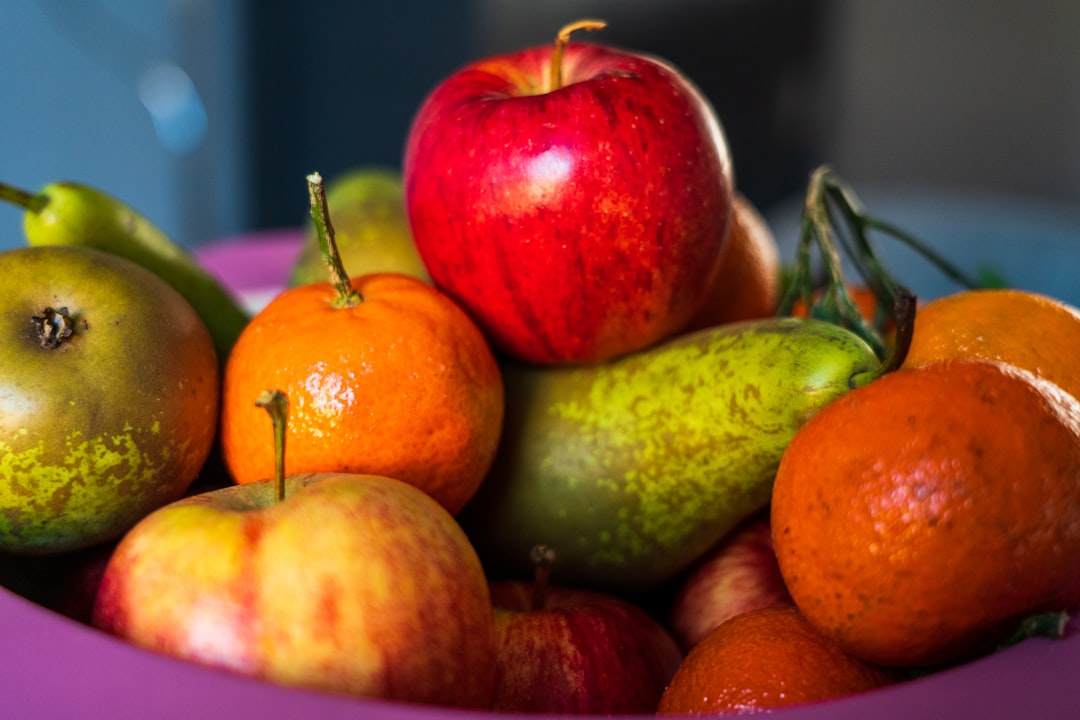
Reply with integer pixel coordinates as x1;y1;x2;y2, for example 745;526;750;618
529;544;556;611
879;286;916;373
548;19;607;92
307;172;362;308
255;389;289;502
849;285;916;388
0;182;47;214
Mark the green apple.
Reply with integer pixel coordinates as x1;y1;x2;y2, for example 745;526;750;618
287;167;430;287
92;470;497;707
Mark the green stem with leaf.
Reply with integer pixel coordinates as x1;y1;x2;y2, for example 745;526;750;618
779;165;1000;357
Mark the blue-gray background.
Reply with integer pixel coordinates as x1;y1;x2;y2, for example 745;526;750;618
3;0;1080;257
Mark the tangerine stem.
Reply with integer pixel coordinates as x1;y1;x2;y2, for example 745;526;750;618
859;214;985;289
529;544;556;611
780;165;999;377
307;172;362;308
778;166;888;357
255;389;289;502
824;193;901;330
549;19;606;92
0;182;47;214
998;611;1069;650
818;167;989;292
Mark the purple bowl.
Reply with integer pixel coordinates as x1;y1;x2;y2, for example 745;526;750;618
3;576;1077;719
2;225;1078;719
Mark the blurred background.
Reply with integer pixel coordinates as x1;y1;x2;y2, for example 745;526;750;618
2;0;1079;252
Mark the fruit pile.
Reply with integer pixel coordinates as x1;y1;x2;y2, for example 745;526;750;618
2;19;1080;717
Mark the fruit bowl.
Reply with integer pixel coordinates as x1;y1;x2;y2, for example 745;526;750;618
4;189;1080;718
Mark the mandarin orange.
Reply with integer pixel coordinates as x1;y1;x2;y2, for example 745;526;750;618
683;192;781;331
903;287;1080;400
657;605;901;715
771;359;1080;667
220;174;504;515
220;271;504;515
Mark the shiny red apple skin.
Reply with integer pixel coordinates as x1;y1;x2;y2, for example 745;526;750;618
404;41;734;364
488;580;683;714
669;511;793;652
92;472;497;708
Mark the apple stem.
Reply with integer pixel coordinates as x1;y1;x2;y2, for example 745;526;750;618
548;19;607;92
255;389;289;502
0;181;48;214
529;544;556;611
306;172;363;308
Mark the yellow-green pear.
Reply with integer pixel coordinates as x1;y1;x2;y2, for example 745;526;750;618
287;167;430;287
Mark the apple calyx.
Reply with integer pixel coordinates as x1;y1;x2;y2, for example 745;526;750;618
548;19;607;92
528;544;557;611
306;172;362;309
30;306;77;349
255;389;289;501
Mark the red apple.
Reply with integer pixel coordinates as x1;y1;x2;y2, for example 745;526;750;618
32;541;116;625
92;471;497;708
403;20;734;364
669;511;793;652
488;546;682;714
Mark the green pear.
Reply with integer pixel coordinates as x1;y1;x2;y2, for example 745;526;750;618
287;167;430;287
458;313;911;595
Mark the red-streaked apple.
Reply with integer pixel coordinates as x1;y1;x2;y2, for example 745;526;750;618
668;511;793;652
91;471;497;708
403;20;734;364
488;545;682;714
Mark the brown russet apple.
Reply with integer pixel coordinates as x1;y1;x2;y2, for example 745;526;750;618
0;245;219;555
